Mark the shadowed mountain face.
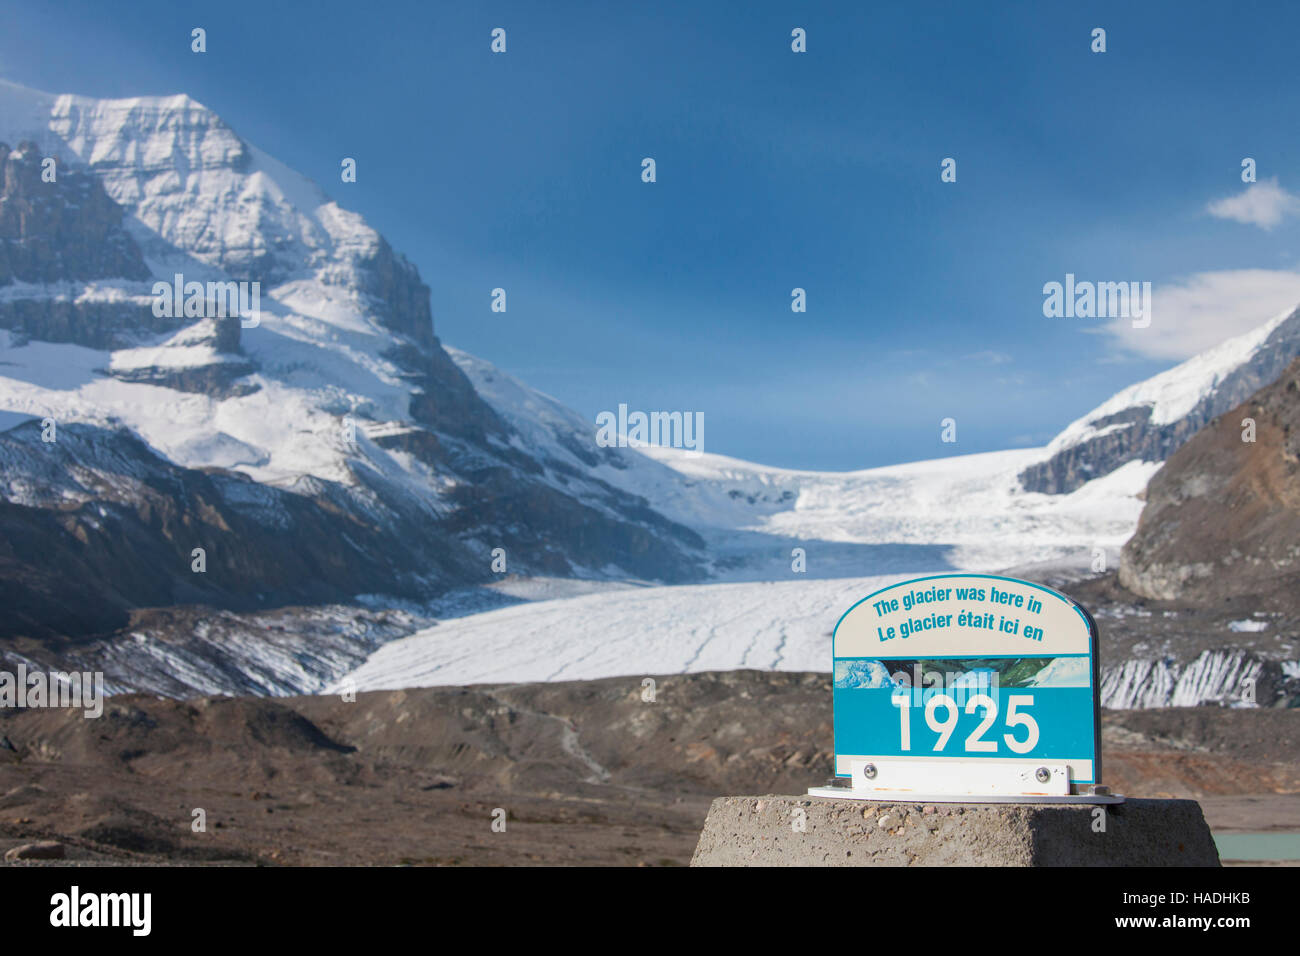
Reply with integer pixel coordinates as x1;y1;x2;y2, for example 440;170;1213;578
0;421;490;641
0;140;172;350
1120;356;1300;604
0;86;707;645
0;141;150;286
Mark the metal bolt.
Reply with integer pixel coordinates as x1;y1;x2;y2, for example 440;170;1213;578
1035;767;1051;783
862;763;877;780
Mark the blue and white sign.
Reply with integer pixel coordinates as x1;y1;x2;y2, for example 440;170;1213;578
817;573;1109;801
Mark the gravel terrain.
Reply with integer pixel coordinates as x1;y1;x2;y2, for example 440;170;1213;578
0;669;1294;866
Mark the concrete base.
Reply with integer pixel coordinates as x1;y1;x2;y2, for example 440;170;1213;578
690;795;1221;866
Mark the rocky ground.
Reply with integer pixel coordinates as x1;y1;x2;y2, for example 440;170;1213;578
0;668;1294;867
1119;354;1300;606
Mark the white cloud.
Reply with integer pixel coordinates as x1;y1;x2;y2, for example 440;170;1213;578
1206;178;1300;229
1102;268;1300;360
962;349;1011;365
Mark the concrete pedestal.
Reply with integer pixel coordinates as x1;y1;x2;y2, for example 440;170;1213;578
690;795;1220;866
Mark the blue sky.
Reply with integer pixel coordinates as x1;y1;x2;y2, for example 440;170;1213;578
5;1;1300;469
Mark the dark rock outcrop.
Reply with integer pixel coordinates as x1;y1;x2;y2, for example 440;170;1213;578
106;358;259;398
0;140;151;285
0;297;170;350
360;235;438;352
0;140;167;349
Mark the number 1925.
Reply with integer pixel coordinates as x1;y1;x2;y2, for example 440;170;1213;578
892;693;1039;754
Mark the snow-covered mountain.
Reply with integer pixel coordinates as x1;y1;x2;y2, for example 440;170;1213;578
0;80;706;645
451;345;1157;578
1019;304;1300;493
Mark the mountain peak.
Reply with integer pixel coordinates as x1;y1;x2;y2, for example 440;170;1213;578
0;81;708;652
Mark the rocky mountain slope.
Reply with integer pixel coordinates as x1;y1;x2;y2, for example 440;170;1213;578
1119;356;1300;604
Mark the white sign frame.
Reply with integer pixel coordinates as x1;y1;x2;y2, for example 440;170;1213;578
809;573;1123;805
